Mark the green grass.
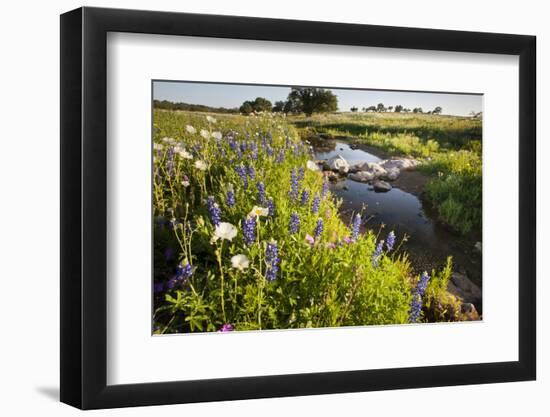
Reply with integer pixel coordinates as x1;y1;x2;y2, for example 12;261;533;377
151;110;456;333
289;112;482;235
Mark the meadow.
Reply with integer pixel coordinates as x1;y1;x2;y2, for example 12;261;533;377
291;112;482;235
152;110;462;334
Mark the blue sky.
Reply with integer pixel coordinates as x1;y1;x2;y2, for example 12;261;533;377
153;81;482;116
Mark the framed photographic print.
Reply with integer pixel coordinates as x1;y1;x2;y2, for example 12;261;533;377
60;6;536;409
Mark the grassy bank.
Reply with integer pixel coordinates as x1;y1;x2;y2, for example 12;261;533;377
152;110;457;333
291;113;482;235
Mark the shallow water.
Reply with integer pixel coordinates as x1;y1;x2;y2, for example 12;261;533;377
314;140;482;286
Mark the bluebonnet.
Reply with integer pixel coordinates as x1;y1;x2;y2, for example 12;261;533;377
242;216;256;246
314;218;324;240
289;168;299;201
297;167;305;182
235;165;248;189
226;189;236;208
322;178;330;197
229;139;238;151
176;262;194;281
351;214;362;242
166;146;175;176
386;231;396;251
311;194;320;214
276;149;285;164
265;145;274;157
257;182;266;205
219;323;234;332
409;272;431;323
247;165;256;180
250;143;258;160
289;212;300;234
265;241;280;282
207;196;221;226
267;197;276;217
300;189;310;206
372;240;385;267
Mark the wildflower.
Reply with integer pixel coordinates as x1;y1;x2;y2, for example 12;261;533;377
153;142;163;151
409;272;431;323
289;212;300;234
206;115;217;124
306;160;320;171
194;160;207;171
162;136;176;145
212;131;222;140
311;194;320;214
325;243;336;249
276;149;285;163
322;178;330;197
266;145;274;157
351;214;362;242
249;205;269;218
289;168;299;201
185;125;196;134
314;219;324;241
386;231;396;251
297;167;305;182
200;129;210;139
175;147;193;159
247;165;256;179
343;236;352;245
305;234;315;245
212;222;238;242
267;198;276;217
182;175;190;187
300;189;310;206
372;240;385;267
166;146;175;176
242;216;256;246
176;262;194;281
226;189;235;208
265;240;280;282
231;254;250;272
207;196;221;226
166;277;177;290
218;323;234;332
234;165;248;189
257;182;266;205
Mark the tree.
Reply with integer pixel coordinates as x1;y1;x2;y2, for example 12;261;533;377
432;106;442;115
252;97;272;112
286;88;338;116
239;101;254;114
413;107;423;114
365;105;377;112
376;103;386;112
394;104;403;113
350;106;358;112
388;106;394;112
239;97;273;114
272;100;285;112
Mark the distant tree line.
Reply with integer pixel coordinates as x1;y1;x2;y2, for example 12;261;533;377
356;103;443;114
153;100;239;114
240;88;338;116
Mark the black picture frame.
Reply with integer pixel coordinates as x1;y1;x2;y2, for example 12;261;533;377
60;6;536;410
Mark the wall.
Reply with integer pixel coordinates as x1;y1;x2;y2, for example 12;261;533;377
0;0;546;415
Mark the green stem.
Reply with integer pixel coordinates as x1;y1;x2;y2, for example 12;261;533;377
216;241;226;322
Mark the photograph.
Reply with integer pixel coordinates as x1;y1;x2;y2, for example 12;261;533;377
152;81;483;334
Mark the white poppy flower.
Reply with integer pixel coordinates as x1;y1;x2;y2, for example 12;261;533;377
185;125;196;134
306;160;320;171
200;129;210;139
248;206;269;218
179;150;193;159
231;254;250;272
212;131;223;140
162;136;176;145
182;179;190;187
194;160;207;171
153;143;163;151
206;115;217;124
213;222;238;242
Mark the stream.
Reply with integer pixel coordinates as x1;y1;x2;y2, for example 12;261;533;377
313;139;482;287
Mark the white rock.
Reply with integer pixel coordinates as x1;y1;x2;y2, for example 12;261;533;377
327;155;350;174
348;171;375;183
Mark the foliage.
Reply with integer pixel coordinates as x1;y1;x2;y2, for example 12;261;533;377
151;110;448;333
154;99;238;114
286;88;338;116
239;97;273;113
